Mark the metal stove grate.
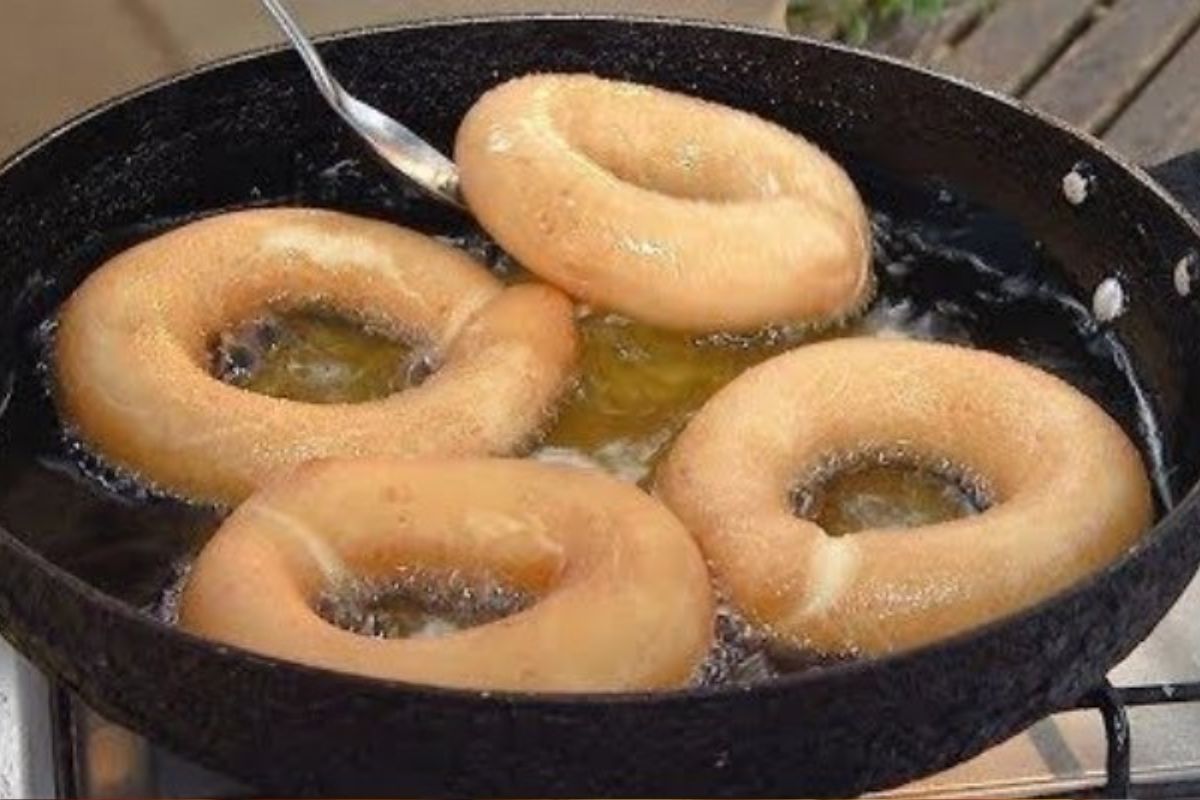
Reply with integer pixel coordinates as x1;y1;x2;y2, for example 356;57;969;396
1062;680;1200;799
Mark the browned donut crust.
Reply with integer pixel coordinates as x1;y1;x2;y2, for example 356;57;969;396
55;208;578;505
180;457;716;692
656;338;1152;657
455;73;873;332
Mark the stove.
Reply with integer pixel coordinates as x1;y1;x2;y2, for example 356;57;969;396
1;567;1198;798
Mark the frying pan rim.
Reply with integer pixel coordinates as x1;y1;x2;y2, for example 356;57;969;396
1;13;1198;708
3;12;1197;235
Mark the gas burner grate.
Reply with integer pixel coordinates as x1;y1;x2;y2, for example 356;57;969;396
1063;680;1200;799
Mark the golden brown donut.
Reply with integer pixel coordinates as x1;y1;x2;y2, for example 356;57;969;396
656;338;1152;657
55;208;577;505
455;73;873;332
179;457;715;692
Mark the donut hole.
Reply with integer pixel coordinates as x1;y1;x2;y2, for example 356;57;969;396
792;451;990;536
315;569;532;640
212;306;437;404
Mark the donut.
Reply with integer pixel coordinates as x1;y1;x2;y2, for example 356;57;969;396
179;457;715;692
655;338;1152;657
54;208;578;505
455;73;873;332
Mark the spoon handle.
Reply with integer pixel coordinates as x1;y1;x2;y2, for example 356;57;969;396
259;0;465;209
259;0;340;104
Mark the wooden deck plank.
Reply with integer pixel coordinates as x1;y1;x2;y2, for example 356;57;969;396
935;0;1099;95
875;2;985;63
1105;27;1200;164
1026;0;1200;133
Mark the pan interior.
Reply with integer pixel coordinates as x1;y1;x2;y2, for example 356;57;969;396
0;156;1170;684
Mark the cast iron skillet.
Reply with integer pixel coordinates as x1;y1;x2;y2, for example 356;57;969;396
1;15;1200;798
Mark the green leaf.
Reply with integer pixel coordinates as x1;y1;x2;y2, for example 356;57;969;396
847;13;871;43
787;0;950;42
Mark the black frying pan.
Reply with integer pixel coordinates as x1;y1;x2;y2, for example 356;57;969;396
1;15;1200;798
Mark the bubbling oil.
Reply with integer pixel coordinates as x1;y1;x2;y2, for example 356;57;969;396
0;164;1171;687
794;449;989;536
207;277;991;539
538;314;814;483
214;307;432;404
315;569;531;639
202;284;991;651
151;560;531;639
804;464;978;535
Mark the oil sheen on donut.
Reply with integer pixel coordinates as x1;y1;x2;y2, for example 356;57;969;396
455;73;873;332
656;338;1152;657
180;457;715;692
54;208;578;505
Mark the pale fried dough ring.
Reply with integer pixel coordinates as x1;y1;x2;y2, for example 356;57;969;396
180;457;715;692
55;208;577;505
656;338;1152;657
455;73;873;332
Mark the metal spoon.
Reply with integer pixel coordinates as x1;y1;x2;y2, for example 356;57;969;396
259;0;465;209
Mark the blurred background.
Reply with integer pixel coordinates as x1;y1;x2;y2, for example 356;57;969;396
1;0;1197;185
1;0;974;160
0;0;775;158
